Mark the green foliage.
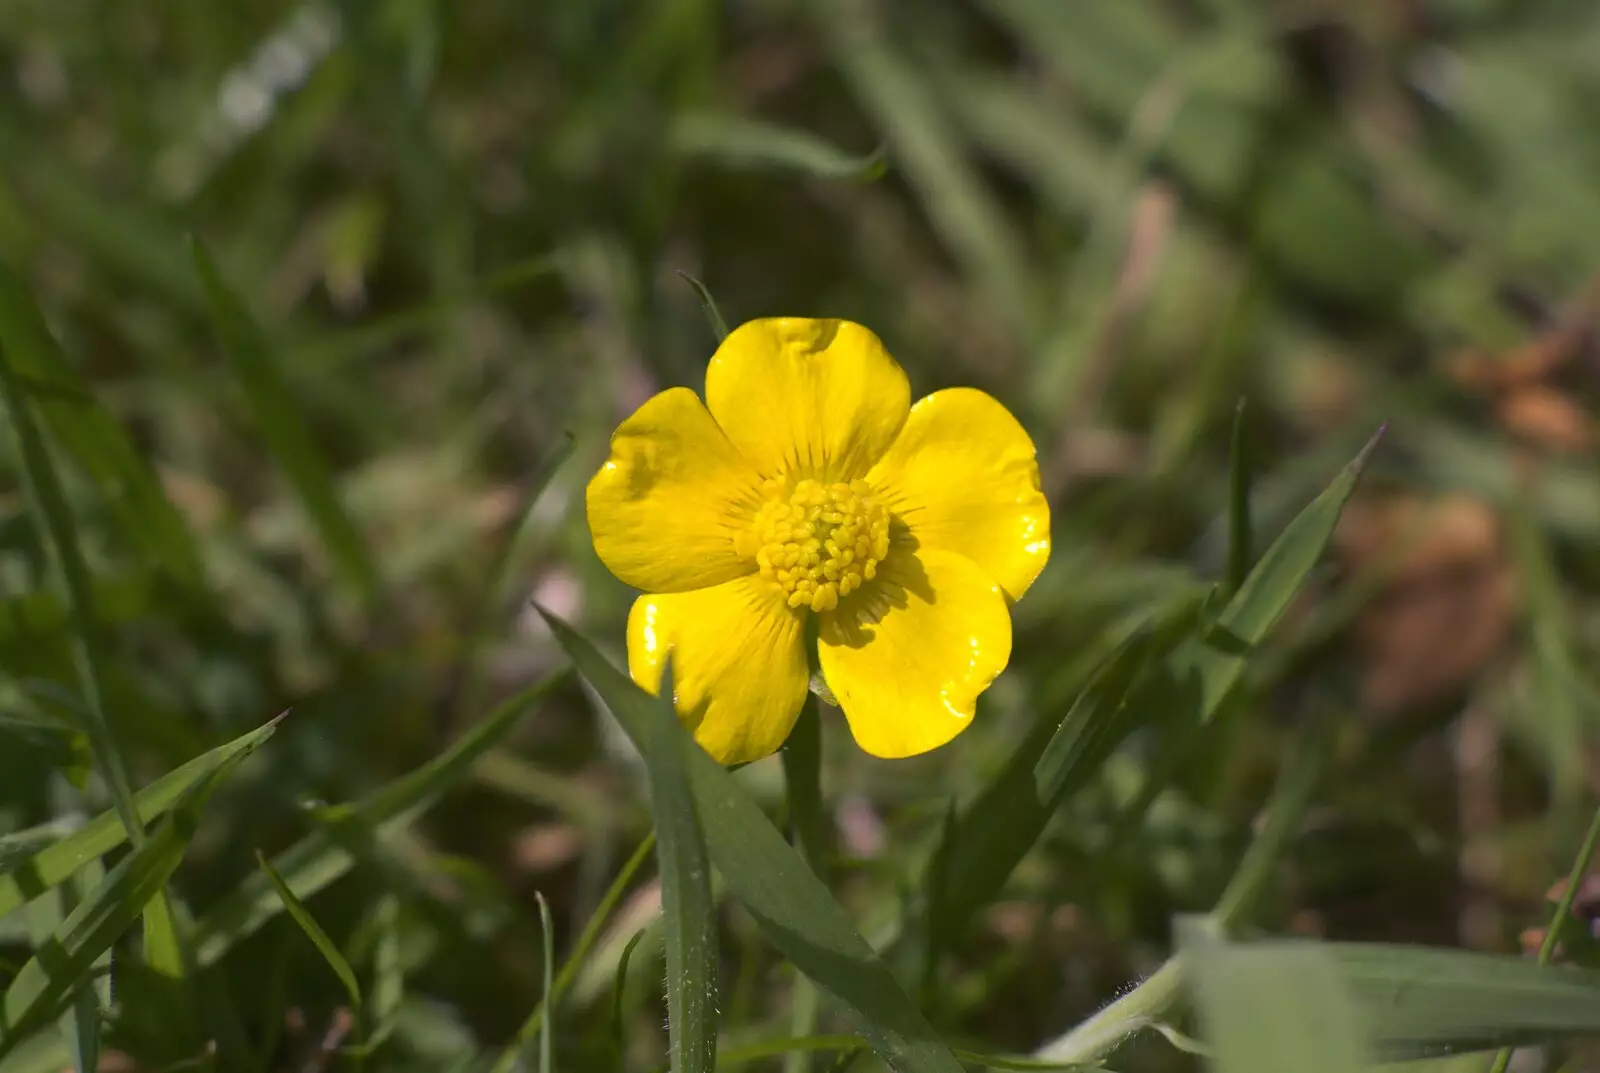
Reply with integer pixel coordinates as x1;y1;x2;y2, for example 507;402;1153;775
7;1;1600;1069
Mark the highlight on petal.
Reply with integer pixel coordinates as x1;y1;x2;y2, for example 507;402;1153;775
866;388;1050;601
817;547;1012;759
587;387;763;593
627;574;810;765
705;318;911;482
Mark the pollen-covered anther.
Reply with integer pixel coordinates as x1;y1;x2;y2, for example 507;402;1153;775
738;477;890;612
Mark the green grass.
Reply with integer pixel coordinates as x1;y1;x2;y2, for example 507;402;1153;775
7;1;1600;1070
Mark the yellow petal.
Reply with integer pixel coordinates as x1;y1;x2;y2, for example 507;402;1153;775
587;387;763;593
817;548;1012;759
627;575;809;765
705;318;910;481
867;388;1050;601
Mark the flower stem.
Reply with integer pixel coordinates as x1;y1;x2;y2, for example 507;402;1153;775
782;696;828;1073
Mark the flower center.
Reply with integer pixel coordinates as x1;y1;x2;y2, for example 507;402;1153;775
738;477;891;613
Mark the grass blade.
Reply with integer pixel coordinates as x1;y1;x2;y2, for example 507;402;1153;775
612;928;649;1057
21;874;98;1073
675;273;730;344
821;15;1035;339
1178;425;1385;722
1487;802;1600;1073
1225;399;1253;597
535;892;555;1073
368;894;404;1048
1331;942;1600;1059
0;333;204;993
190;237;380;607
671;114;886;181
643;662;719;1073
928;594;1204;943
0;715;284;923
544;611;966;1073
0;262;205;589
0;741;258;1060
191;670;569;966
0;336;143;856
257;850;363;1017
492;834;657;1073
1182;921;1366;1073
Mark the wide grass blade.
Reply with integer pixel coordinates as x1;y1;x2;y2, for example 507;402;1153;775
256;851;363;1018
1183;922;1366;1073
0;741;260;1060
191;670;569;966
0;715;285;923
190;238;380;607
642;663;719;1073
1329;942;1600;1060
0;263;206;590
544;612;966;1073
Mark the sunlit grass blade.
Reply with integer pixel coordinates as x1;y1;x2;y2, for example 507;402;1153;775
0;263;205;589
22;879;97;1073
1182;921;1366;1073
0;715;285;923
671;114;886;181
642;662;719;1073
1180;425;1384;720
0;745;255;1061
676;272;730;343
190;237;380;607
544;611;966;1073
257;851;363;1019
191;670;568;966
1112;427;1385;836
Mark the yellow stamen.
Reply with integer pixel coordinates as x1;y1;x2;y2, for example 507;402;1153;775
735;476;890;613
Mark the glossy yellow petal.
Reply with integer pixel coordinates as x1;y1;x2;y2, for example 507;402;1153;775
817;548;1012;759
587;387;763;593
627;575;809;765
866;388;1050;601
705;318;910;481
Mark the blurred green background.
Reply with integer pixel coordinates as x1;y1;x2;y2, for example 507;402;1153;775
6;0;1600;1069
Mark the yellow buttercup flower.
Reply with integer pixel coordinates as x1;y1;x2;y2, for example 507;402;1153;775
586;318;1050;763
